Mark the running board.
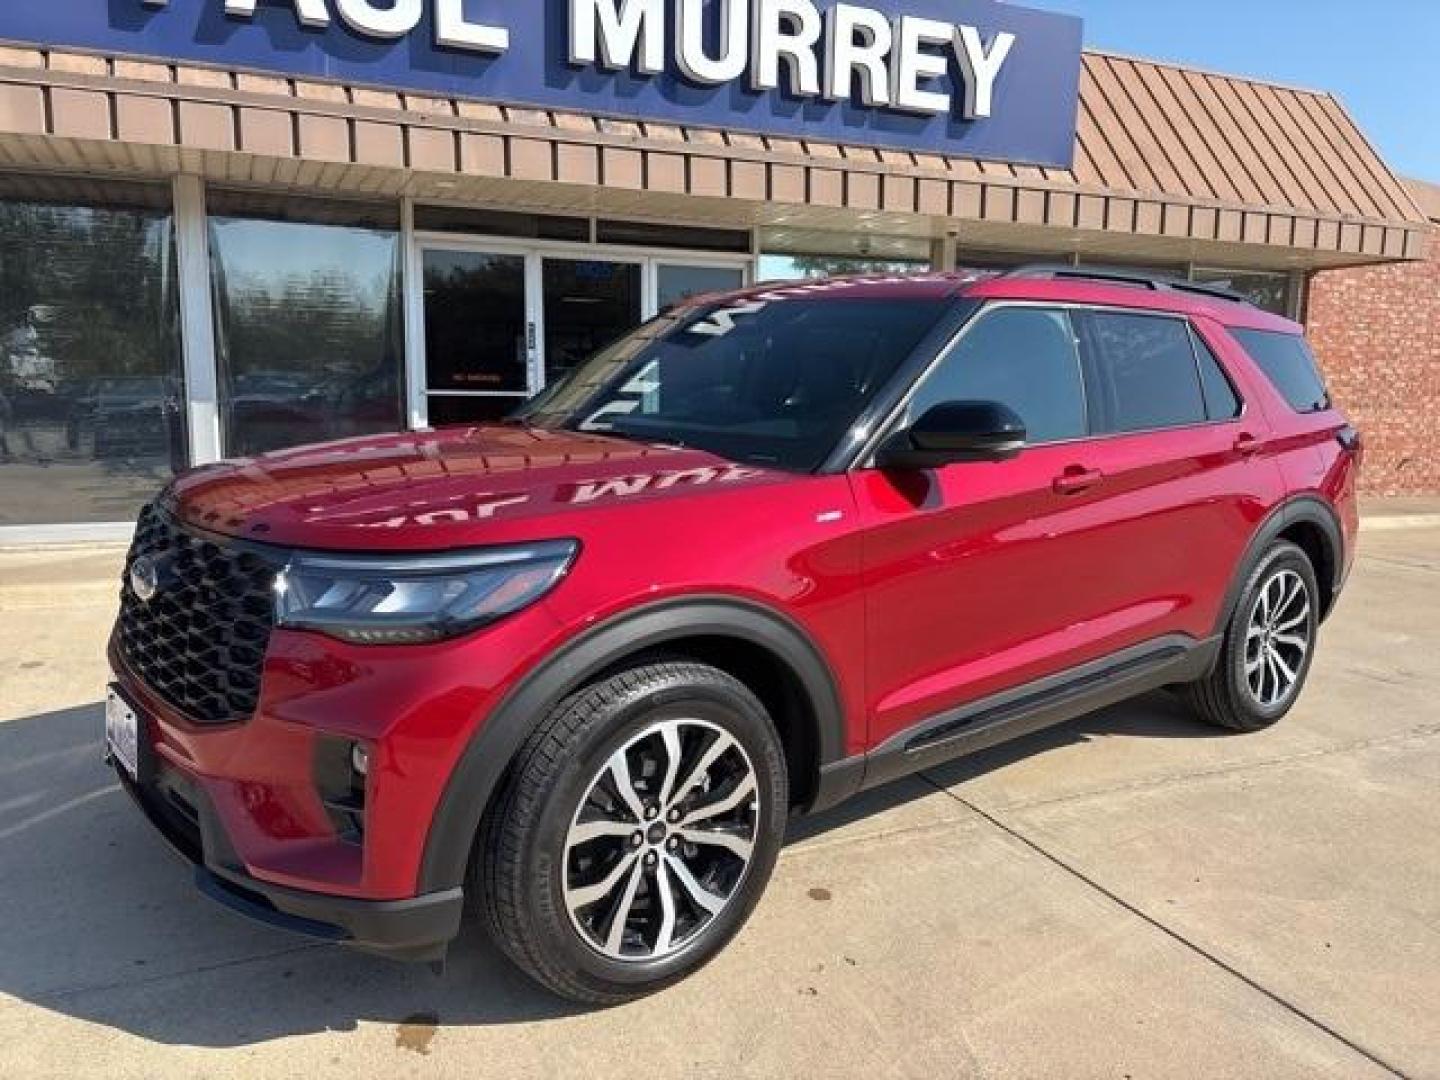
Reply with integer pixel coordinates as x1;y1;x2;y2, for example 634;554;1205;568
859;635;1221;793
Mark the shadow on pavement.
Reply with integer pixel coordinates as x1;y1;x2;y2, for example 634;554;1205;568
0;691;1218;1047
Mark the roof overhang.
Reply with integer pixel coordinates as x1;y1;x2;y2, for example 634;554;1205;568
0;42;1428;271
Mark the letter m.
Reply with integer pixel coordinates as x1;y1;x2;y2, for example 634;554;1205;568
569;0;665;75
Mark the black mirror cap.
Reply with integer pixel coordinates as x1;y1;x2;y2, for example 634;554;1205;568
876;400;1027;469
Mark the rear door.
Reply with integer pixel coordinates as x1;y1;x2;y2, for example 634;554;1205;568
1067;307;1285;642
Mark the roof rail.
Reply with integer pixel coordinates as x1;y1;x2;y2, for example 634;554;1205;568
1002;264;1250;304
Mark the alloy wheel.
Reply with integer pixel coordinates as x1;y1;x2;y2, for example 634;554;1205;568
562;718;760;963
1243;568;1312;708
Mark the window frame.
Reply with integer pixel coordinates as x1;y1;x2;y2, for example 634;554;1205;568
857;300;1249;469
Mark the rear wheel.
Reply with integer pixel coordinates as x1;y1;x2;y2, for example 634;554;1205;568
477;661;788;1004
1184;541;1320;732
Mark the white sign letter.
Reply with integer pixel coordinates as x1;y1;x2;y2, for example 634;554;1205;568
224;0;329;30
436;0;510;52
335;0;423;39
676;0;750;86
570;0;665;76
751;0;822;96
824;3;893;107
890;15;951;115
953;25;1015;119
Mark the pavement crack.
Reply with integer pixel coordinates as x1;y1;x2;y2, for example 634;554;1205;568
916;773;1412;1080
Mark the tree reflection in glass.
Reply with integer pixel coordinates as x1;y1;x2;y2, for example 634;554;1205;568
209;210;404;459
0;185;185;525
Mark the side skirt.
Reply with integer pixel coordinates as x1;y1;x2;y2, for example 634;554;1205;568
811;634;1221;808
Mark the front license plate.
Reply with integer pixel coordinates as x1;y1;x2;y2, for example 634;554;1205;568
105;685;141;782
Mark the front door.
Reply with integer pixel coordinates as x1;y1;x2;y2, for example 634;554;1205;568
854;304;1109;747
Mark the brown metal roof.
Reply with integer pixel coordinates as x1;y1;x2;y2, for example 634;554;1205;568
0;41;1428;266
1069;53;1425;226
1403;178;1440;223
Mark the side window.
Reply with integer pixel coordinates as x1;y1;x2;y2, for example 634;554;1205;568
1230;328;1331;413
1078;311;1208;433
906;306;1087;444
1192;330;1242;420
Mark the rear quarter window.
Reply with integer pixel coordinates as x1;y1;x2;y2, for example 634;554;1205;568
1231;329;1331;413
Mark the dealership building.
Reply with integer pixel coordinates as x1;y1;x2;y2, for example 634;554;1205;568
0;0;1433;541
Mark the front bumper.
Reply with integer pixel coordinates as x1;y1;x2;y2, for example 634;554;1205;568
114;758;463;962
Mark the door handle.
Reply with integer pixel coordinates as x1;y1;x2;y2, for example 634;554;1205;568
1052;466;1103;495
1233;432;1263;456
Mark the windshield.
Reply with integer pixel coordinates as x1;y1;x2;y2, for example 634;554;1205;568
516;295;949;471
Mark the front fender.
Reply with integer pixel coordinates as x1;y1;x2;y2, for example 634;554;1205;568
416;595;847;894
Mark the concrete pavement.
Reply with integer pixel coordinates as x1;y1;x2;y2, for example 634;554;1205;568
1;526;1437;1079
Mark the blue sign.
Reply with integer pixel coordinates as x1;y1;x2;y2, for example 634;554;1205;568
0;1;1082;167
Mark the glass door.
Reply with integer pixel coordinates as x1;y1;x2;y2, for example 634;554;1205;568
412;235;752;428
541;258;644;388
421;247;532;425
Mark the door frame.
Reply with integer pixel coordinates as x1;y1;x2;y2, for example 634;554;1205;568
405;226;752;429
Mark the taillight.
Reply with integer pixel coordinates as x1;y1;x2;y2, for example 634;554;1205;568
1337;425;1363;467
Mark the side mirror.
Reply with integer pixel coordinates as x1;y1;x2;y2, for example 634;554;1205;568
876;400;1027;469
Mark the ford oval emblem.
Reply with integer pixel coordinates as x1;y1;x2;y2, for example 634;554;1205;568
130;556;160;603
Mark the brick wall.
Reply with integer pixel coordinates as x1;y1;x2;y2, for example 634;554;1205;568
1306;232;1440;495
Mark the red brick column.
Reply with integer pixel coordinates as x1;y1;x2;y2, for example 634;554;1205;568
1307;238;1440;495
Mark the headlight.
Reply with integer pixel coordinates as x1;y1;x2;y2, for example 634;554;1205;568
274;540;578;645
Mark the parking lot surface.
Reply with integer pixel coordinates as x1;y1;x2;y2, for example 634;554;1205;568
1;525;1437;1079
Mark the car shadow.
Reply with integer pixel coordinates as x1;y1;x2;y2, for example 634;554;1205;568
786;688;1226;844
0;691;1220;1047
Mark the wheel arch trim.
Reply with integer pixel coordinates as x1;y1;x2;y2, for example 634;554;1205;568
417;595;847;894
1216;495;1343;638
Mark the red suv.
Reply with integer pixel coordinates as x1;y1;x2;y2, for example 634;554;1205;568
107;267;1360;1003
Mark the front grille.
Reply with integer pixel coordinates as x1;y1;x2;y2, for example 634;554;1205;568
118;503;284;724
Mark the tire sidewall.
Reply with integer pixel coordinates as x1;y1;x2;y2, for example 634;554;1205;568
1223;542;1320;725
516;671;788;997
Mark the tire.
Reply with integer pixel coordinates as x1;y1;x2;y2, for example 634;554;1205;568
477;661;788;1005
1184;540;1321;732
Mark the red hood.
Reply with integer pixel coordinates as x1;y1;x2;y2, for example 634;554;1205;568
167;425;784;550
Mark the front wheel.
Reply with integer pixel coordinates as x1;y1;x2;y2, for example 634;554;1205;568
477;661;788;1005
1184;540;1320;732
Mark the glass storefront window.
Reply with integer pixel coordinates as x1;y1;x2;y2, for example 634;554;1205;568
758;254;929;282
656;264;747;312
0;178;185;526
208;193;404;458
1192;269;1296;316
